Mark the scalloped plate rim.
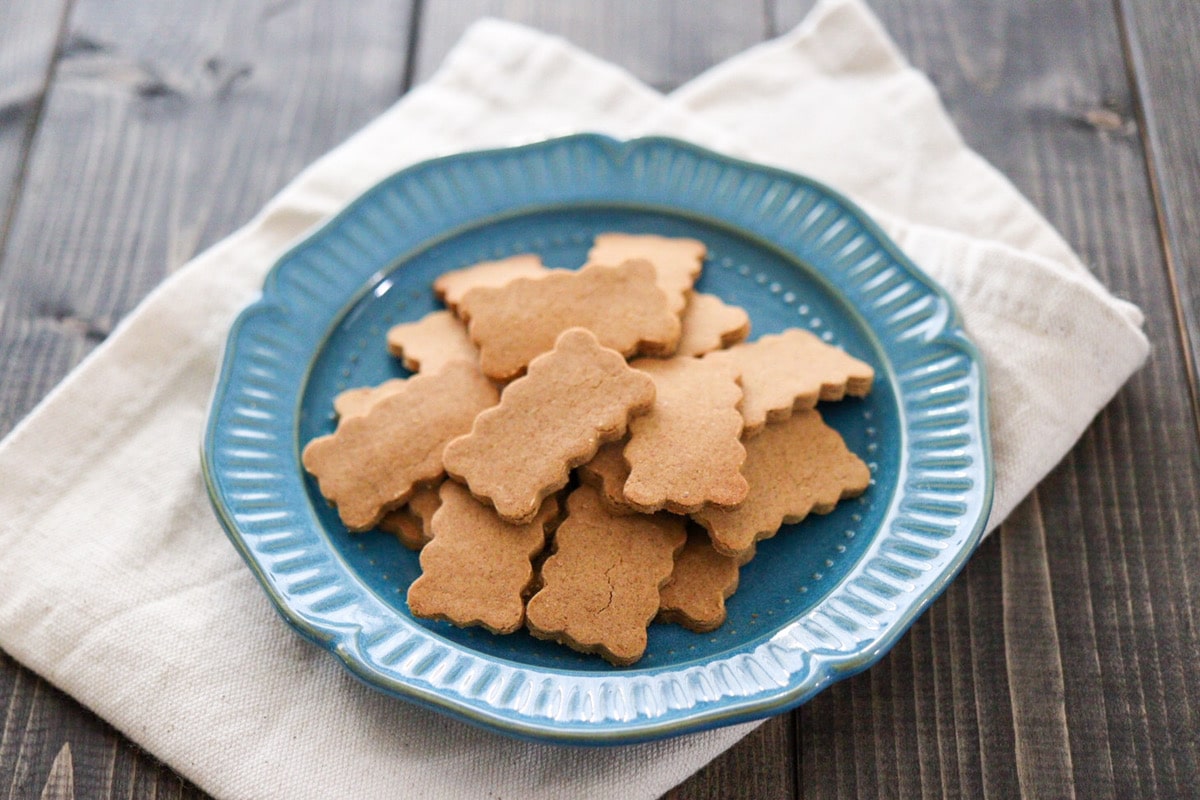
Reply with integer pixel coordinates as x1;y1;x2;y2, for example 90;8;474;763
201;133;994;745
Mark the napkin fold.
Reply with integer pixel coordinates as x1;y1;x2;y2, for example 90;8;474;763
0;2;1148;799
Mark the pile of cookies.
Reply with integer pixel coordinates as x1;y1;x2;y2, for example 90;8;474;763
302;234;873;666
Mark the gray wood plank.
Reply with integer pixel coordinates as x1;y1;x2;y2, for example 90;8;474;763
660;717;796;800
0;1;416;797
797;542;1022;800
999;498;1076;799
1118;0;1200;447
771;1;1200;798
0;2;70;248
1;3;1195;800
413;0;770;90
0;0;415;431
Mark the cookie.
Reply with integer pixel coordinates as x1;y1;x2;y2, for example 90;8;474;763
525;484;686;665
443;328;656;524
407;482;442;537
691;408;870;558
385;310;478;372
586;233;705;315
333;379;405;420
707;328;874;436
676;293;751;357
657;526;744;633
407;482;558;635
302;360;500;530
622;356;748;514
457;260;680;381
576;439;636;514
433;254;550;312
377;481;442;550
377;506;426;551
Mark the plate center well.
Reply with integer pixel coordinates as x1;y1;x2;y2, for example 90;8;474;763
298;205;900;672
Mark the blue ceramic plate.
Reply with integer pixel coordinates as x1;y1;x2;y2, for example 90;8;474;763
202;134;992;744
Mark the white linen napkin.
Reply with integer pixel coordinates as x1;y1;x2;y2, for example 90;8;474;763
0;2;1148;798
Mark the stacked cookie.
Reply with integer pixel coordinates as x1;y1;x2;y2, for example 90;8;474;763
302;234;873;666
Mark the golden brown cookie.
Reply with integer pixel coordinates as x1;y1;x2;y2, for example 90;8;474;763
385;310;478;372
433;254;551;312
586;233;705;315
407;482;558;635
333;379;406;420
658;526;744;633
707;328;874;436
407;482;442;539
676;293;751;357
302;361;500;530
443;328;656;524
622;356;748;514
377;481;442;550
525;484;686;665
576;439;636;514
691;408;870;558
377;506;426;551
456;260;680;381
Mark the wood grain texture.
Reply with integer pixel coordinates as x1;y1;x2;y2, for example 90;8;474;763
37;743;73;800
1118;0;1200;437
770;1;1200;798
413;0;770;89
798;536;1023;800
1;0;1198;798
0;0;414;431
0;653;200;800
661;716;796;800
0;2;70;251
0;1;414;797
999;497;1075;799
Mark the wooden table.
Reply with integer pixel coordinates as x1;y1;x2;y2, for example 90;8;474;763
2;2;1197;798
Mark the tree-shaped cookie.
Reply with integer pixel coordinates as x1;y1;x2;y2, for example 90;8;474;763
622;356;749;514
525;484;686;665
707;328;874;436
576;439;635;514
658;526;746;633
385;310;478;372
443;328;656;524
676;292;751;357
332;379;406;420
433;254;550;312
586;233;705;315
377;481;442;550
407;482;558;635
302;361;499;530
691;408;870;558
456;260;680;381
377;506;425;551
